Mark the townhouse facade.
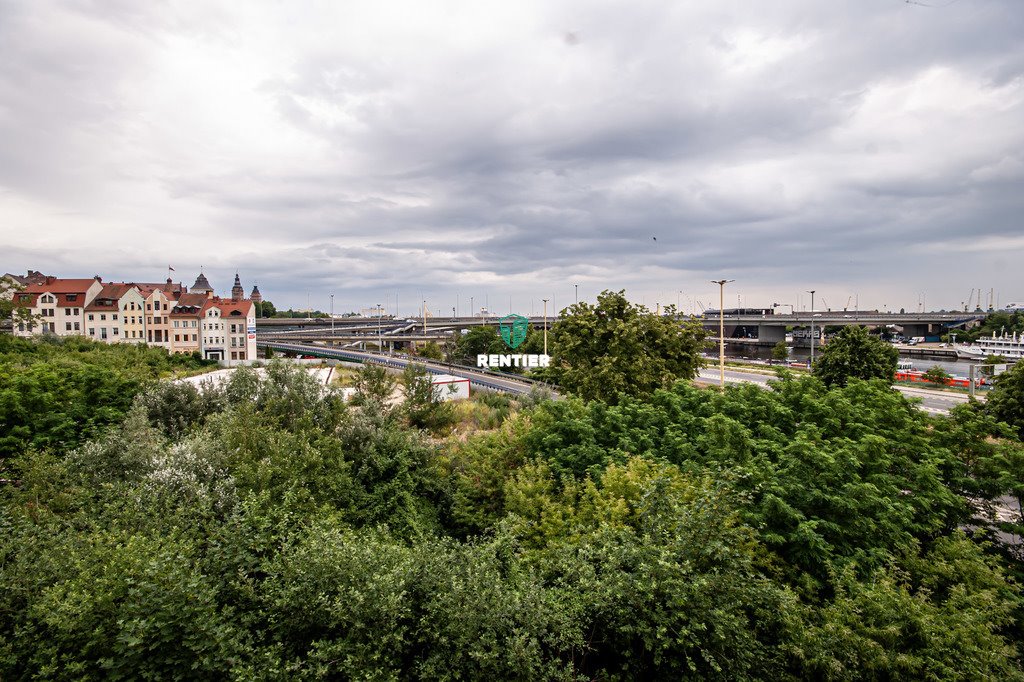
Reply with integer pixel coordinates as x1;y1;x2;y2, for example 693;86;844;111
10;271;259;366
12;277;104;337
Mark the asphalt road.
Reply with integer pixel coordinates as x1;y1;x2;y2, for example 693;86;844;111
696;367;977;415
263;341;978;414
258;341;548;395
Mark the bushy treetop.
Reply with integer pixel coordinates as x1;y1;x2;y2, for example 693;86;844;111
813;325;898;387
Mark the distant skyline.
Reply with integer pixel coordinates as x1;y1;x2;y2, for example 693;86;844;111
2;1;1023;313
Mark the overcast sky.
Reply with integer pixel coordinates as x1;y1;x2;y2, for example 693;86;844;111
1;0;1022;315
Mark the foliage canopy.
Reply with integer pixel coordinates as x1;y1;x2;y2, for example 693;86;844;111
548;289;707;402
1;338;1023;680
813;325;898;387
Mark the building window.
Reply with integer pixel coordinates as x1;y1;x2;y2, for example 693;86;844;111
113;328;119;335
100;329;107;340
89;328;95;336
67;294;77;302
100;314;106;321
65;322;72;331
88;314;94;321
18;323;25;332
112;314;118;321
74;322;80;331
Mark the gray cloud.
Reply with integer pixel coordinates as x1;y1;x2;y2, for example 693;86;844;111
2;0;1023;314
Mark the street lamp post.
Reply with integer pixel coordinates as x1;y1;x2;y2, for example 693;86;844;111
542;298;549;355
807;290;816;366
422;300;427;335
574;284;578;305
711;280;734;389
377;303;382;352
470;296;474;319
330;294;334;334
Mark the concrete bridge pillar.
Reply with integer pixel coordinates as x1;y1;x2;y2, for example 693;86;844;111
901;323;930;338
757;325;786;343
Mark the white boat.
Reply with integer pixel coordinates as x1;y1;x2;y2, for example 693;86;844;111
955;331;1024;360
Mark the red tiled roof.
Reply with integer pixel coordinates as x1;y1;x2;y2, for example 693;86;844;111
21;278;99;295
18;278;98;308
214;298;254;317
176;293;209;307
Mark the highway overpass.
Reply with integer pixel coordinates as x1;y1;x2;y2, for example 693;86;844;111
257;340;552;395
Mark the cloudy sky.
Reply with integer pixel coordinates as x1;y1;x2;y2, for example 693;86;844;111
1;0;1022;315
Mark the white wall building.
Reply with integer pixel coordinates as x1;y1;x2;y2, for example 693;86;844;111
13;277;103;337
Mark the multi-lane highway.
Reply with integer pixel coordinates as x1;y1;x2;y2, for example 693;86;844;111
262;340;977;414
696;367;978;415
257;340;551;396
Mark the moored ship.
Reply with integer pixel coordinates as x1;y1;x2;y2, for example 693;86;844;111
955;331;1024;361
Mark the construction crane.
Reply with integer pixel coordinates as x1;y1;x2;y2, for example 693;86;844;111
965;288;974;312
844;296;852;311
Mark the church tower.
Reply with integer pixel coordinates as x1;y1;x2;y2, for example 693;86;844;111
250;284;263;303
231;273;244;301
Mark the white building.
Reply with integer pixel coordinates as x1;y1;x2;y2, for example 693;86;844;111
84;283;146;343
431;374;470;401
200;298;255;365
10;271;259;367
12;277;103;337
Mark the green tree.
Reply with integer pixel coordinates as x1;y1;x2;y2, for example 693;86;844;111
772;339;789;364
451;326;504;364
981;354;1008;377
986;360;1024;440
352;363;397;410
924;365;952;387
0;276;20;321
417;341;444;361
257;299;277;318
812;325;898;387
401;363;454;431
548;290;706;402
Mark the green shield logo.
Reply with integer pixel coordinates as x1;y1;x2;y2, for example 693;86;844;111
499;314;529;349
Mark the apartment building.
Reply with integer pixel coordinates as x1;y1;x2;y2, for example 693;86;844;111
169;293;207;355
12;277;104;337
83;283;147;343
11;271;259;365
